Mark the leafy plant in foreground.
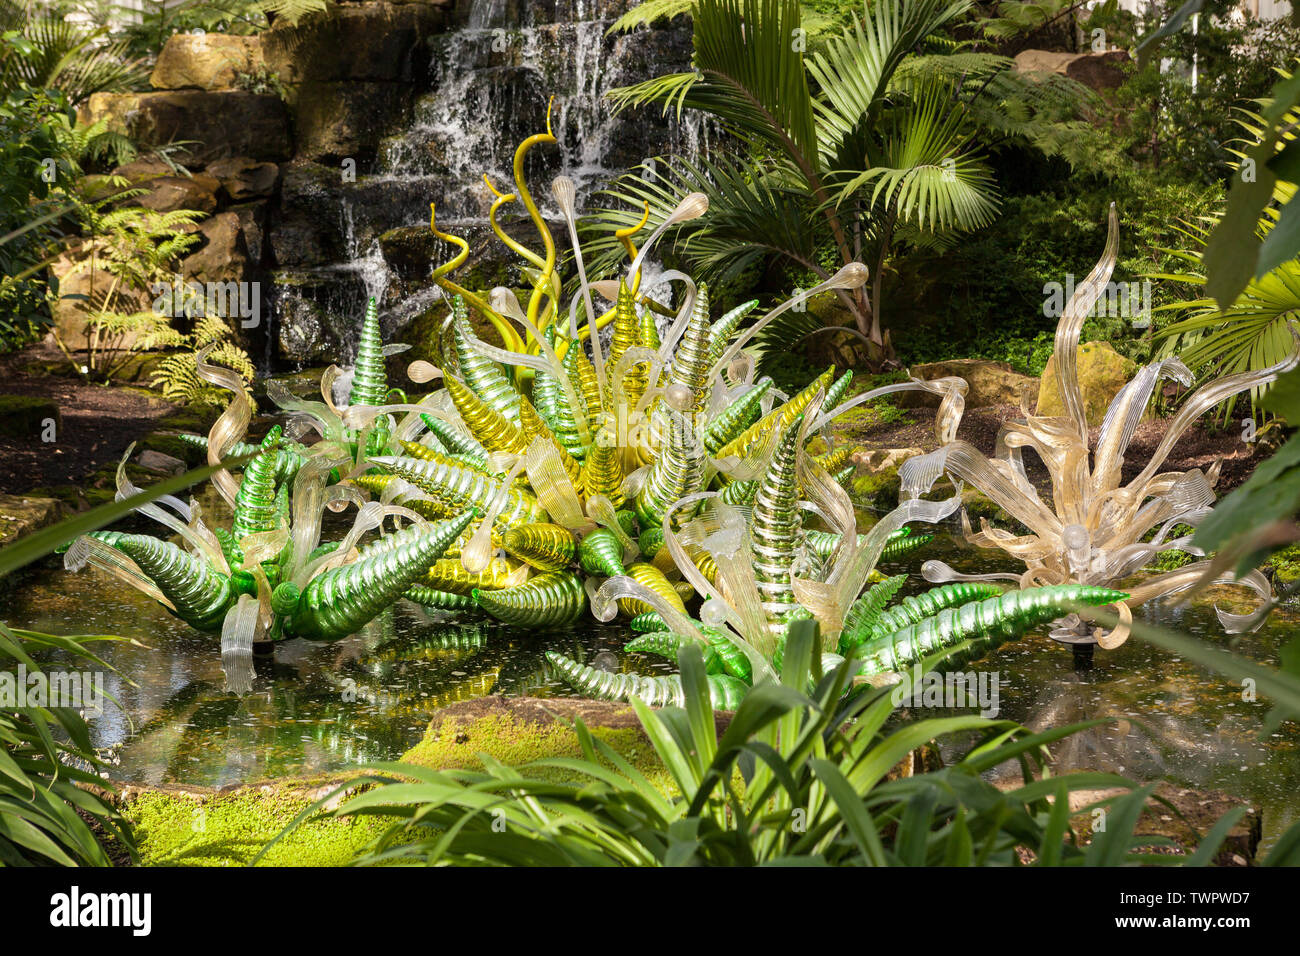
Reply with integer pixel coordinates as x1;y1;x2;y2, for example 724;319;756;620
265;624;1231;866
0;453;260;866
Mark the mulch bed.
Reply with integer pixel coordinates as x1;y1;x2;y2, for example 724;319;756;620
0;343;178;496
0;341;1272;500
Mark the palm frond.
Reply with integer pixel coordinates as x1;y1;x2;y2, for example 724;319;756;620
611;0;819;173
832;77;1000;232
808;0;972;167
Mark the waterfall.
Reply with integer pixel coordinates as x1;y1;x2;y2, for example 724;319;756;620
267;0;705;369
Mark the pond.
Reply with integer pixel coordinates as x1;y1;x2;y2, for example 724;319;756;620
4;521;1297;847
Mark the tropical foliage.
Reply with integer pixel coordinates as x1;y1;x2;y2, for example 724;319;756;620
1155;87;1300;420
266;624;1270;866
587;0;1098;357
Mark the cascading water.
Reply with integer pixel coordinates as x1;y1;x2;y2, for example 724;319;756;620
267;0;707;368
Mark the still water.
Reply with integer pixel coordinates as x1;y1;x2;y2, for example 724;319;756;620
4;527;1297;843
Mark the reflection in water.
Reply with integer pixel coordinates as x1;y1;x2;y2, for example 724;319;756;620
3;531;1296;847
0;559;670;788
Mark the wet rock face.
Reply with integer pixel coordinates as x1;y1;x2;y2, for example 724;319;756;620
72;1;696;369
80;91;293;167
270;269;370;365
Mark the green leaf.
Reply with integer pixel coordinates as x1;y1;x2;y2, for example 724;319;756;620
1261;368;1300;421
1257;193;1300;279
1268;138;1300;184
1193;436;1300;553
1134;0;1204;59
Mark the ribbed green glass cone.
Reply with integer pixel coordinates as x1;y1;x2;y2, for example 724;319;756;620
473;571;587;628
111;534;234;632
823;369;853;411
546;651;748;709
369;454;545;530
453;309;522;424
403;586;478;611
750;415;804;623
503;523;576;571
628;610;665;633
419;413;489;466
841;581;1003;651
231;425;283;541
708;298;758;364
637;526;665;559
703;377;773;454
349;296;387;408
283;509;478;641
634;408;704;528
854;585;1130;676
577;527;625;577
665;282;712;413
532;322;585;459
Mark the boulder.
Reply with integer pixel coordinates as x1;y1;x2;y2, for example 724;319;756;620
79;91;292;166
150;34;264;91
0;494;65;548
133;173;221;214
180;212;250;285
1036;341;1138;426
262;1;448;85
292;80;413;163
849;447;925;510
901;358;1036;409
46;240;151;351
107;157;174;185
1013;48;1130;92
204;157;279;202
853;447;924;472
136;449;187;476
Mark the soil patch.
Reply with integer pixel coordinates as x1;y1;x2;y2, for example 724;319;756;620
0;343;178;495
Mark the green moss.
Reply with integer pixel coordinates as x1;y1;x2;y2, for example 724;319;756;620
1264;544;1300;585
852;468;901;509
401;710;675;791
126;785;386;867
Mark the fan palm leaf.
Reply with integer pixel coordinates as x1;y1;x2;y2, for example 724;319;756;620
808;0;972;168
1;9;145;105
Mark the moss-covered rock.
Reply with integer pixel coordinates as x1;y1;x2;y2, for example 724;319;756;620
1036;341;1137;426
1264;544;1300;587
852;467;902;510
401;696;690;792
847;447;924;510
0;494;65;547
120;781;385;867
